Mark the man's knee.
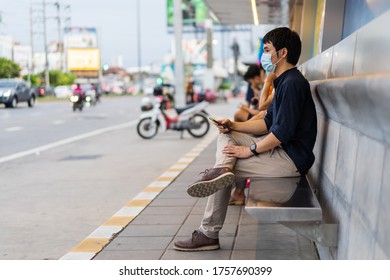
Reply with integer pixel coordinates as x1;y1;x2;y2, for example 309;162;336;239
235;108;250;122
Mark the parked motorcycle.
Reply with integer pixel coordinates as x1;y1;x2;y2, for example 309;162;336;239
137;92;210;139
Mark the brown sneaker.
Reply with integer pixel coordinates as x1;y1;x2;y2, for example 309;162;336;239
187;167;234;197
173;230;220;251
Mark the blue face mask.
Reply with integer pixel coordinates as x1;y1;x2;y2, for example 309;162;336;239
261;50;283;76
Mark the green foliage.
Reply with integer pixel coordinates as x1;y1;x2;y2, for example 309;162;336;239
218;82;232;90
23;74;41;86
0;57;21;78
39;70;76;87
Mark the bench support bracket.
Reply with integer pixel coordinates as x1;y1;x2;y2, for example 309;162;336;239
280;221;338;247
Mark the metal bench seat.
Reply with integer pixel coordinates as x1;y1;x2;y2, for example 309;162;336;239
245;176;322;222
244;176;338;247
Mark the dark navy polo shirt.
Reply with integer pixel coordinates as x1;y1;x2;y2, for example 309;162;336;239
264;67;317;175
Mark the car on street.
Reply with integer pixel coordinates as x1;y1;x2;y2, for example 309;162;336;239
0;78;36;108
33;85;55;97
54;85;73;98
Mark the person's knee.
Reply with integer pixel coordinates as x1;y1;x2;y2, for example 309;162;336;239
233;111;240;122
234;110;246;122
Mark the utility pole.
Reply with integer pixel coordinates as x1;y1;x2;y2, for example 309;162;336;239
64;5;71;28
54;2;63;70
29;5;34;85
64;4;71;72
54;2;61;44
136;0;142;86
42;0;50;87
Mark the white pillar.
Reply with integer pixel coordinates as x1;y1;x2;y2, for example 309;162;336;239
203;19;214;92
173;0;185;106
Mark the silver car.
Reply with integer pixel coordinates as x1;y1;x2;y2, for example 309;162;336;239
0;79;36;108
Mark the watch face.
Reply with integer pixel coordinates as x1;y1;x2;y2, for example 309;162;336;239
250;143;257;154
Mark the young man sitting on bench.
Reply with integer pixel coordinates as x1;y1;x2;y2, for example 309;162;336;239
174;27;317;252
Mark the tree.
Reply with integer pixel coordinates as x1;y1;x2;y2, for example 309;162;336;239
38;70;76;87
23;74;41;86
0;57;21;78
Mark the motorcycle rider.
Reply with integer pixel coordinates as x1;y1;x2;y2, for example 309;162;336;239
73;83;85;98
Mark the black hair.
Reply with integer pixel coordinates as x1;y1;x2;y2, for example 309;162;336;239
263;27;301;65
243;64;261;81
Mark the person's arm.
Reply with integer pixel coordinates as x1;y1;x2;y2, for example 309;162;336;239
248;110;267;121
222;132;281;159
258;72;277;111
239;104;261;116
259;88;274;111
214;118;268;136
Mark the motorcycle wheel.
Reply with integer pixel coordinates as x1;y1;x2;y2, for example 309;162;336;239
187;113;210;138
137;117;159;139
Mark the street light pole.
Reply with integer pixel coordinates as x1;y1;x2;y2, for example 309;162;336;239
54;1;63;71
42;0;50;87
29;4;34;85
136;0;142;87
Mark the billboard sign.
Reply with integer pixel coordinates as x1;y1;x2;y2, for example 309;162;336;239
167;0;212;32
67;48;100;71
64;27;98;48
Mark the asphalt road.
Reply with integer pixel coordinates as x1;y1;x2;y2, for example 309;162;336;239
0;95;233;259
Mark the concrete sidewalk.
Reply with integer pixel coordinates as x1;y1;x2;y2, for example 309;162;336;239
93;137;318;260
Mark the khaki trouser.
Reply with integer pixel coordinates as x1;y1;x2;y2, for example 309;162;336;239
199;131;299;239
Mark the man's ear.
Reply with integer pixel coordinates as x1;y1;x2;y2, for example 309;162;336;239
281;47;288;58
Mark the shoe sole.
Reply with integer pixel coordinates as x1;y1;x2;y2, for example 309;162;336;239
173;244;220;251
187;172;235;197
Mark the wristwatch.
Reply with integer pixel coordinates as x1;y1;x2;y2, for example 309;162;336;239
249;143;259;156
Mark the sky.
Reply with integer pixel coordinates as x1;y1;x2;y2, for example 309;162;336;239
0;0;258;69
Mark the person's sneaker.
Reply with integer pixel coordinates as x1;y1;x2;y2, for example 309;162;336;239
173;230;220;251
187;167;234;197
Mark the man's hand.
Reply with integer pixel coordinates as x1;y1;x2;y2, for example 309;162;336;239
265;72;277;83
239;103;249;110
211;118;232;134
222;145;252;159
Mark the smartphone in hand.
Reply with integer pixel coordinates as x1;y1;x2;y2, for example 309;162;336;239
208;117;228;129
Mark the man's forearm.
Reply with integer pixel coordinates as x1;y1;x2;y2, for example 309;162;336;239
254;132;281;154
231;119;268;135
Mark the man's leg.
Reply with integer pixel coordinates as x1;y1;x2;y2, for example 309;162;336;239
198;132;260;237
187;131;257;197
174;132;256;251
234;145;299;178
175;132;298;251
199;184;232;239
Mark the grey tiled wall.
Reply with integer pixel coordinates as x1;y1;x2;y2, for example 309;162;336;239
301;10;390;259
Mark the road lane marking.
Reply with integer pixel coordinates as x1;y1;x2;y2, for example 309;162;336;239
5;126;23;132
52;120;65;125
0;120;137;164
60;130;219;260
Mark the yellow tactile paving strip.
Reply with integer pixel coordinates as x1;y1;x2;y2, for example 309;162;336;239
60;130;218;260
